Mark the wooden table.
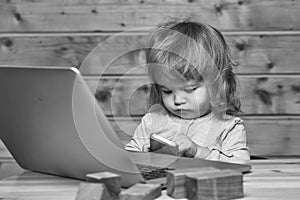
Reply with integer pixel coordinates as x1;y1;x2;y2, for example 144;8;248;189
1;158;300;199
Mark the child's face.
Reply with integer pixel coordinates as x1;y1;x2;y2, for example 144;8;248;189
157;77;211;119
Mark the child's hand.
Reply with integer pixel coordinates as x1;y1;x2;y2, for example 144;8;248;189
172;134;198;157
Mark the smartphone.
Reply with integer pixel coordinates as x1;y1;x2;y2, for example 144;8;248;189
150;134;179;156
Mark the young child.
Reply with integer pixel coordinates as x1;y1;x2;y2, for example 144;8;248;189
125;19;250;164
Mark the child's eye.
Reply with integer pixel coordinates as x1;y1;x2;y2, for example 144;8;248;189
184;87;198;93
161;90;172;94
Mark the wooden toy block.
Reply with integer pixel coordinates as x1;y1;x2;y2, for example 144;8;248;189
75;182;113;200
120;183;161;200
166;167;220;199
186;169;244;200
86;172;121;199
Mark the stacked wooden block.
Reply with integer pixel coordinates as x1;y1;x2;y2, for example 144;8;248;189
75;172;161;200
166;167;244;200
75;167;244;200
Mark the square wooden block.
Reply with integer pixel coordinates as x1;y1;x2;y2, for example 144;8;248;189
166;167;220;199
186;169;244;200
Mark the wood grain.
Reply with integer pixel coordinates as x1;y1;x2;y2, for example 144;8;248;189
84;75;300;115
1;159;300;199
1;33;300;74
0;0;299;160
86;172;121;199
0;0;299;31
186;169;244;200
120;183;161;200
75;182;113;200
166;167;220;198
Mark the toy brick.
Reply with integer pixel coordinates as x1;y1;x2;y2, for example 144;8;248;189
86;171;121;199
186;169;244;200
166;167;220;199
75;182;113;200
120;183;161;200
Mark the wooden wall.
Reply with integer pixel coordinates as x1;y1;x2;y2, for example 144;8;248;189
1;0;300;157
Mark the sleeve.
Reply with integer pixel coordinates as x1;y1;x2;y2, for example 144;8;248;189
124;114;152;152
201;119;250;164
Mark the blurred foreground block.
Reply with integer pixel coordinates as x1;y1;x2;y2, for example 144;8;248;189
76;171;121;200
75;182;113;200
120;183;161;200
86;171;121;199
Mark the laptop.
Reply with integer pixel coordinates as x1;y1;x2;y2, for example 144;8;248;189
0;66;251;188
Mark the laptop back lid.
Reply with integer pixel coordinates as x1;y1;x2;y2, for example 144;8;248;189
0;66;143;187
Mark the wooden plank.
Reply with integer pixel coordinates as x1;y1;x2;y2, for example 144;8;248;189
84;75;300;116
85;76;150;116
245;116;300;156
109;116;300;156
243;160;300;199
0;0;299;31
1;33;300;74
229;33;300;74
1;160;300;200
240;75;300;115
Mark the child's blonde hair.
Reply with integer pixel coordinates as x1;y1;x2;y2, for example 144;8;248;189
146;18;241;116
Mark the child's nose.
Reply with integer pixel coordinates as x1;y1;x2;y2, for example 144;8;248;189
173;92;186;105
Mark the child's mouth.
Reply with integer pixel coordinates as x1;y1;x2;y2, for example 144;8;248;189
174;109;188;113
